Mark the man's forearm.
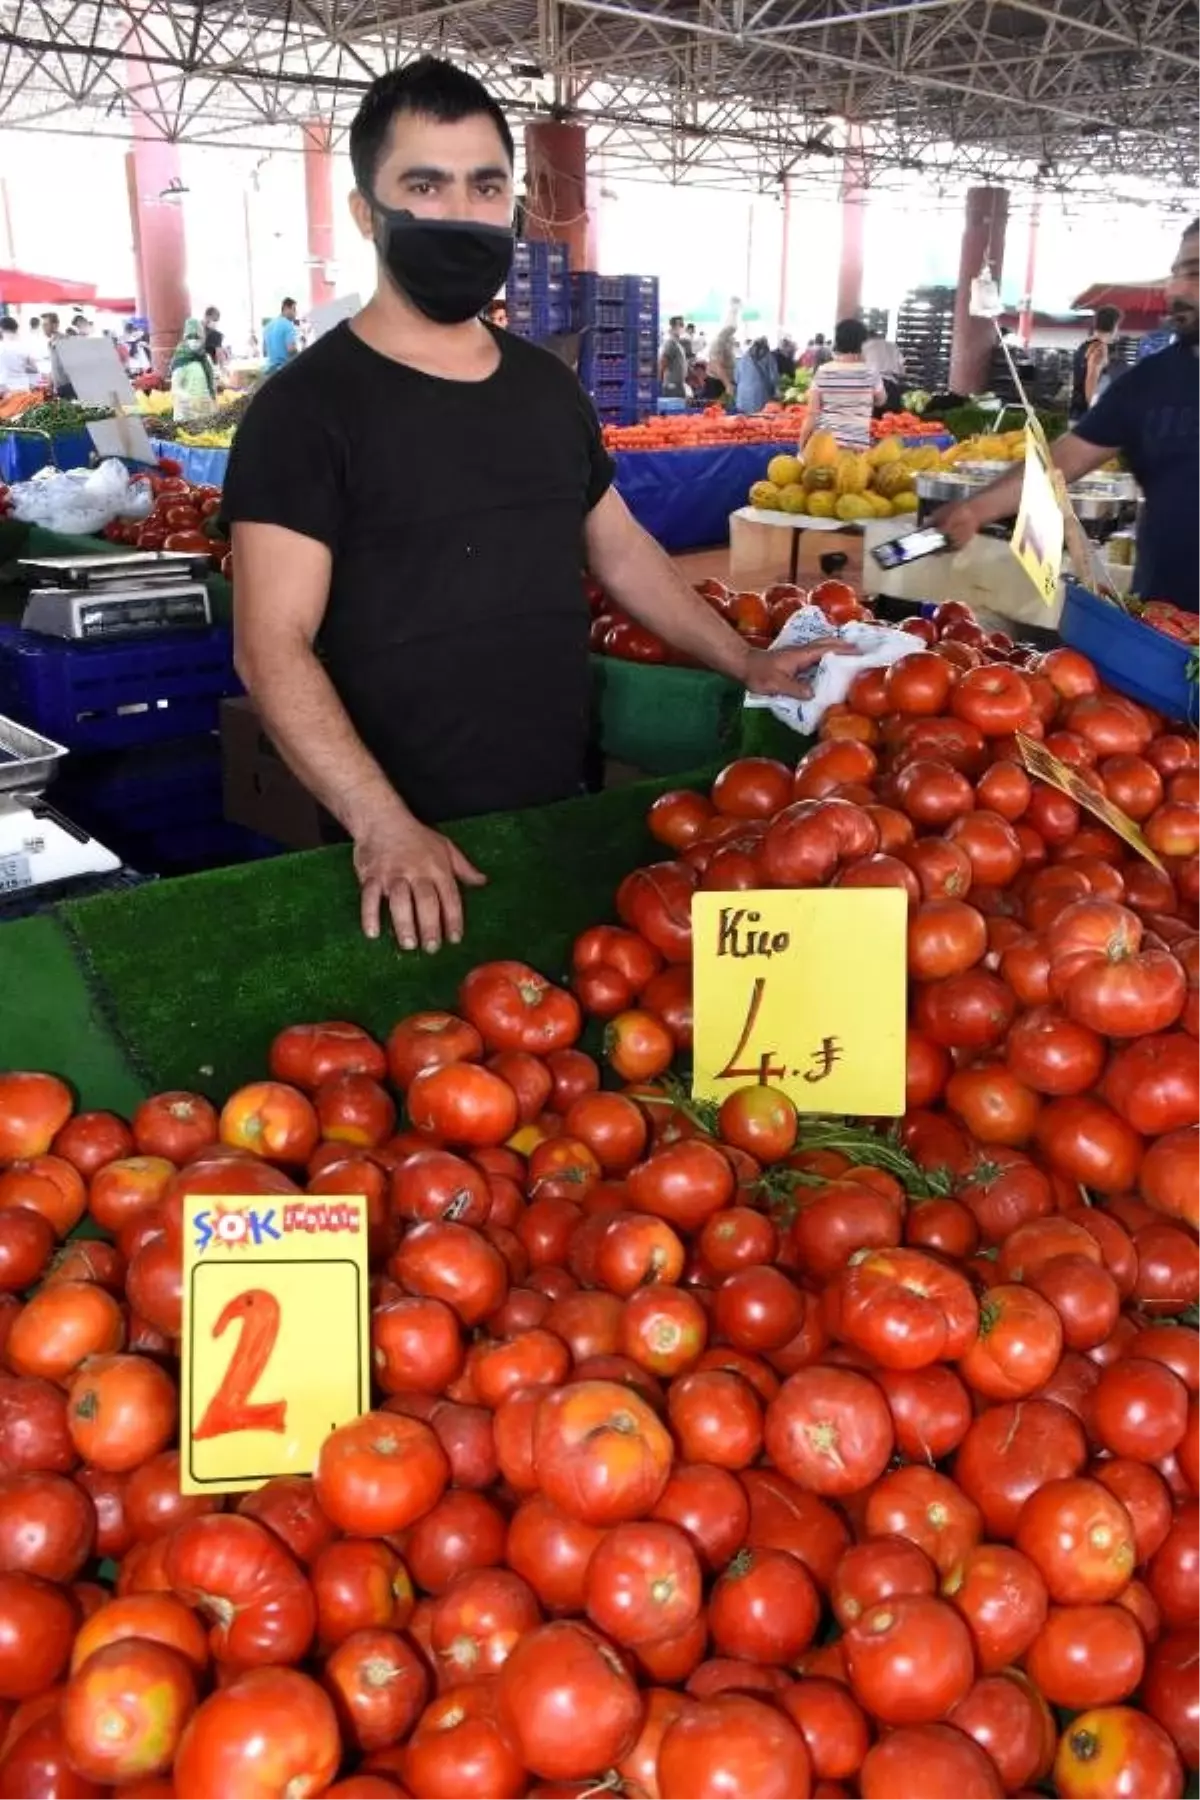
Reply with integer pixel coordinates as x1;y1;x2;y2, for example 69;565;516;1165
237;637;409;836
962;430;1113;529
590;519;753;681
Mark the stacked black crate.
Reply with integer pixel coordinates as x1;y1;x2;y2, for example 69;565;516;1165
895;286;956;391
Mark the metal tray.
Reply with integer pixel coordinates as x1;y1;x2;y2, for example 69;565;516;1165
0;714;68;797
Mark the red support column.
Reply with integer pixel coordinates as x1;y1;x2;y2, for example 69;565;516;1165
950;185;1009;394
302;120;336;310
835;124;867;322
778;179;792;333
523;121;593;270
1018;197;1041;348
125;135;189;373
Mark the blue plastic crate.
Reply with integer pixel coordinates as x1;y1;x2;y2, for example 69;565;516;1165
506;270;568;304
580;346;657;384
1060;582;1195;723
54;736;226;838
511;240;569;280
0;625;240;751
119;819;280;876
584;326;658;358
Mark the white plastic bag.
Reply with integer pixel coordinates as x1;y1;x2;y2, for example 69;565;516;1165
743;603;918;736
9;458;148;537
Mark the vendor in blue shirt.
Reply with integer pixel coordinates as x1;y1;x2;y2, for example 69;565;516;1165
263;298;300;372
935;219;1199;613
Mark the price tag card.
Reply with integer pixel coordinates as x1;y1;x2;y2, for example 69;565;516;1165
1010;426;1064;606
692;890;908;1117
1015;733;1165;871
180;1194;370;1495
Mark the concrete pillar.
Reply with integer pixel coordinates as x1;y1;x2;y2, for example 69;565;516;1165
950;185;1009;395
778;180;792;335
125;137;189;373
835;124;867;323
523;120;593;269
302;120;336;310
1018;197;1041;347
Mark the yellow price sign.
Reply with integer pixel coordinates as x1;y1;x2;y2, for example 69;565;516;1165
691;890;908;1117
180;1193;370;1495
1015;733;1166;871
1011;426;1064;606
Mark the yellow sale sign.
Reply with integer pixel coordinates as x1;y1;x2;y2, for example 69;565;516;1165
1011;425;1064;606
1015;733;1165;871
180;1193;370;1495
691;890;908;1117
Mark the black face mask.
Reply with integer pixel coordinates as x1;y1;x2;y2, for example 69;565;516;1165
369;203;513;324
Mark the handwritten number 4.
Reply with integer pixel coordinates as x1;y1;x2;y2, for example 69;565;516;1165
716;977;787;1084
194;1287;288;1440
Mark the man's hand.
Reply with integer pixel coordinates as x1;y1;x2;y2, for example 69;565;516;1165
743;638;856;703
352;810;487;952
930;496;986;550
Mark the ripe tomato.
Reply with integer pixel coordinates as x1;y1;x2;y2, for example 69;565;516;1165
895;758;976;826
763;1365;893;1496
1138;1125;1199;1227
957;1283;1063;1400
658;1692;813;1800
605;1009;675;1081
459;961;580;1054
913;969;1017;1050
861;1720;1005;1797
790;1179;902;1281
865;1465;981;1576
0;1154;85;1238
908;899;987;980
1034;1096;1144;1194
0;1073;74;1162
173;1666;340;1798
627;1140;733;1232
506;1492;604;1615
0;1570;78;1698
583;1519;701;1647
647;788;714;849
66;1353;176;1472
1146;1502;1199;1630
667;1369;764;1470
495;1619;642;1780
1006;1005;1106;1095
711;757;794;819
1054;1705;1184;1800
831;1535;937;1628
946;810;1024;887
708;1545;819;1663
270;1021;387;1090
406;1064;519;1147
7;1280;124;1385
322;1627;427;1755
401;1681;524;1797
218;1081;318;1164
61;1636;197;1782
954;1397;1088;1537
1142;1630;1200;1772
823;1247;978;1369
616;862;697;963
844;1593;975;1724
315;1411;449;1536
534;1379;672;1525
50;1110;132;1177
1090;1357;1189;1462
717;1085;796;1163
951;665;1034;735
1024;1601;1146;1710
1015;1476;1136;1603
311;1539;414;1648
945;1063;1041;1145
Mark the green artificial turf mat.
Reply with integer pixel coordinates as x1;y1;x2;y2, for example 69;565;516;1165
738;705;810;763
56;766;720;1100
0;913;144;1110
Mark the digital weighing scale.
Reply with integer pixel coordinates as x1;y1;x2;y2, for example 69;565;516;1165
18;551;212;640
0;715;121;902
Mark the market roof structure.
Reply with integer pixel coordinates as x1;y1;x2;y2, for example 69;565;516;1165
0;0;1196;196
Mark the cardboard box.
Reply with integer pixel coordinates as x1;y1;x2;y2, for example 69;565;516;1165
220;697;325;851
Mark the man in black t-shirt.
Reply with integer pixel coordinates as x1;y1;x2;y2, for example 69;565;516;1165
224;57;843;955
202;306;225;365
934;220;1198;618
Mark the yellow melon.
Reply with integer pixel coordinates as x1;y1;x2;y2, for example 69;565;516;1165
749;481;783;510
767;454;802;488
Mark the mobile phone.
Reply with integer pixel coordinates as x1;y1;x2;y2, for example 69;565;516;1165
871;527;949;570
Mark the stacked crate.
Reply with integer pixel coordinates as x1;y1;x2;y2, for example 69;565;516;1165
505;240;571;341
0;624;278;874
895;286;956;391
572;273;660;427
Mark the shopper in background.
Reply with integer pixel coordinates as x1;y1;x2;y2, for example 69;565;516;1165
169;317;218;423
0;317;37;394
798;317;886;451
708;305;740;400
225;56;844;954
263;298;300;372
800;332;833;371
863;329;906;412
1070;303;1123;421
659;315;688;398
483;298;508;329
734;335;779;413
937;220;1198;614
203;306;228;366
70;314;92;337
775;334;797;382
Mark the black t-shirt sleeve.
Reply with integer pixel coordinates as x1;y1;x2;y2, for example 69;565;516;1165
577;382;616;511
1074;363;1139;452
222;374;344;550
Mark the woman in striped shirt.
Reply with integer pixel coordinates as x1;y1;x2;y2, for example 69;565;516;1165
798;318;887;452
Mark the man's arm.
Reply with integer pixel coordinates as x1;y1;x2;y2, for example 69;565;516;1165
931;430;1116;547
585;489;848;701
797;377;823;450
232;521;484;951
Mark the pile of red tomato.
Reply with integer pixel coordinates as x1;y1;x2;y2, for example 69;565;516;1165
590;575;861;665
0;636;1196;1797
100;470;229;578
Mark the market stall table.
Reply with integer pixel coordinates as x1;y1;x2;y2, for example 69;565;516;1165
729;503;865;586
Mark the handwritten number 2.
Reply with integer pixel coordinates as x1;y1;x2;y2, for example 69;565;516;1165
194;1287;288;1440
716;978;786;1084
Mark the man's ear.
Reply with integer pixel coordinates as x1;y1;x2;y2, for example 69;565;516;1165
349;188;374;242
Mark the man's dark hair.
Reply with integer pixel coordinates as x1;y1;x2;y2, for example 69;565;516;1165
71;313;88;328
1095;305;1122;334
834;317;869;354
349;55;515;197
204;305;220;321
1184;218;1199;236
813;332;825;345
669;314;684;328
0;318;16;335
281;298;296;311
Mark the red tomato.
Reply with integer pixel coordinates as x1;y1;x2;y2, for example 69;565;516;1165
173;1667;340;1797
843;1593;975;1724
